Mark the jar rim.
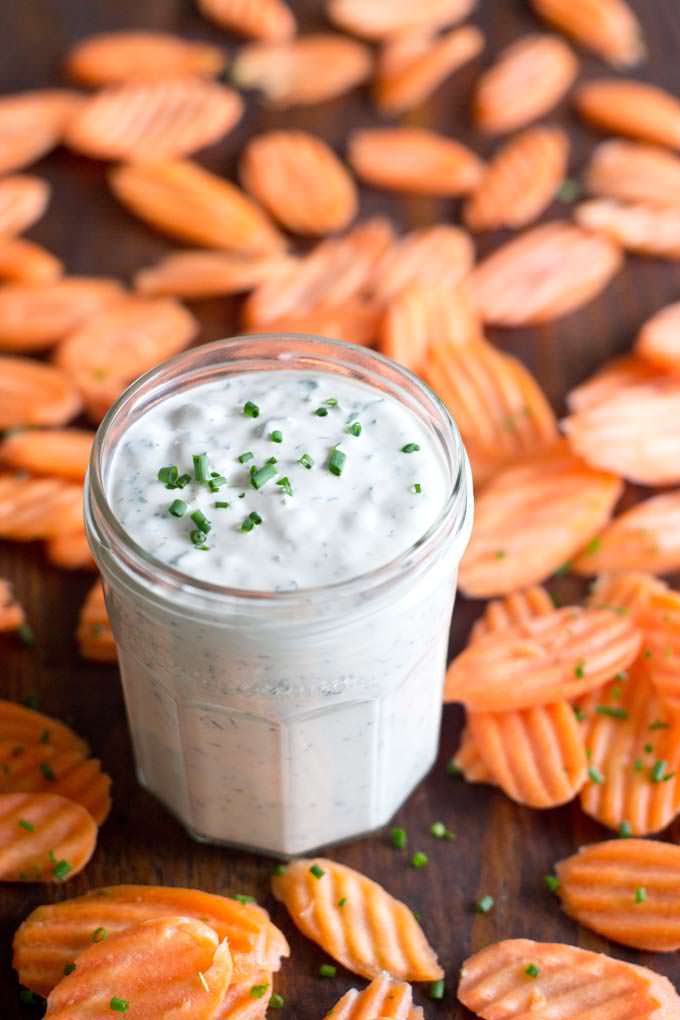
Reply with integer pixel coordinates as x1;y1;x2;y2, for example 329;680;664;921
86;334;473;609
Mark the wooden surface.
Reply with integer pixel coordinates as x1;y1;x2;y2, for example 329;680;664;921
2;0;680;1015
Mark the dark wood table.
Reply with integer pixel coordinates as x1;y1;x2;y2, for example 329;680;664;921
2;0;680;1016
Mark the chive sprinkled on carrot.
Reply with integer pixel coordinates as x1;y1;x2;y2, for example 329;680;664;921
634;887;647;904
250;984;269;998
91;927;107;942
525;964;540;978
310;864;325;879
18;819;35;832
110;997;129;1012
270;993;285;1008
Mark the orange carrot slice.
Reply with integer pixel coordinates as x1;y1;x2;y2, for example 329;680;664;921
473;34;578;134
468;221;622;326
198;0;295;40
371;224;474;305
348;127;483;197
44;916;232;1020
0;700;86;754
0;238;62;284
457;938;677;1020
14;885;287;996
636;602;680;715
0;474;83;540
324;973;423;1019
576;198;680;259
0;90;81;176
134;250;294;298
0;357;81;429
585;140;680;208
531;0;645;66
420;339;558;486
65;30;225;85
573;493;680;577
217;971;273;1019
0;277;125;353
587;570;680;615
54;296;198;423
45;531;96;572
380;284;479;375
250;299;381;348
444;606;641;709
0;175;50;238
0;428;93;481
375;25;483;115
240;131;357;236
451;726;495;784
567;354;659;414
77;582;116;663
0;579;25;634
271;858;443;982
64;78;242;161
0;792;96;883
464;127;569;231
636;301;680;372
578;661;680;835
0;742;111;825
556;838;680;952
576;79;680;149
110;159;286;254
231;34;372;107
328;0;475;39
563;379;680;485
471;585;555;642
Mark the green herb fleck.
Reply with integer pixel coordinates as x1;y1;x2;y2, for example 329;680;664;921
447;761;462;777
250;984;269;999
588;766;604;784
110;997;129;1013
595;706;628;720
208;474;226;492
618;821;632;838
650;720;670;731
476;895;494;913
573;707;587;722
192;453;209;482
347;422;362;437
430;979;445;1000
243;401;260;418
431;821;455;840
18;624;35;647
525;964;540;978
251;461;277;490
412;483;422;494
157;465;178;487
635;887;647;904
390;827;407;850
238;451;254;464
272;864;287;877
310;864;325;879
190;509;211;534
338;897;347;908
544;874;560;893
234;893;255;904
575;660;586;679
51;857;71;882
40;761;55;781
270;993;285;1008
214;501;230;509
328;447;346;477
583;537;602;556
18;819;35;832
557;178;582;203
270;430;283;444
63;963;76;976
91;927;108;943
401;443;420;454
651;760;667;783
313;407;328;417
319;965;336;978
168;499;187;518
298;453;313;470
276;476;293;497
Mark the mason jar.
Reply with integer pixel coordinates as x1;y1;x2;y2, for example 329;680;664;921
85;335;473;857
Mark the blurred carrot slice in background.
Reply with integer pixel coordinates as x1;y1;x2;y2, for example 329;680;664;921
636;301;680;371
468;221;622;326
198;0;296;41
636;603;680;715
372;224;474;305
45;531;95;572
0;579;25;632
573;493;680;577
240;131;357;235
328;0;475;39
531;0;645;67
65;30;225;85
326;973;423;1019
0;238;62;284
576;199;680;259
588;570;680;613
464;127;568;231
349;127;484;196
232;34;372;107
0;175;50;238
55;297;198;422
575;80;680;149
272;857;443;982
451;726;495;784
0;90;81;175
380;284;479;375
0;475;83;540
135;249;293;299
0;699;86;753
556;839;680;952
0;357;81;428
44;916;232;1020
584;140;680;208
471;585;554;641
0;278;124;352
473;35;578;134
77;581;116;663
0;429;93;482
0;792;96;883
254;298;381;347
110;159;286;254
567;355;660;414
0;742;111;825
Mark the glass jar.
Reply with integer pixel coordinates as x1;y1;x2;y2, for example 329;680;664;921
85;335;473;857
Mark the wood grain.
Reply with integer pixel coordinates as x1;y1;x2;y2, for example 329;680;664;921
1;0;680;1016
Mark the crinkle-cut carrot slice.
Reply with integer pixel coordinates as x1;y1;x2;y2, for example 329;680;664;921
324;973;423;1020
0;429;93;481
0;579;25;632
271;858;443;982
64;78;243;161
243;218;393;326
585;140;680;208
578;661;680;835
216;971;272;1020
576;80;680;149
54;296;198;423
471;586;555;642
468;221;622;326
567;355;660;414
231;34;372;107
328;0;475;39
45;530;96;572
467;702;587;808
375;25;483;115
444;606;641;709
371;225;474;306
0;742;111;826
451;725;495;784
250;299;381;348
573;493;680;578
636;604;680;715
587;571;680;616
464;127;569;232
636;302;680;372
65;30;226;86
380;284;479;375
13;885;286;996
77;581;116;663
134;250;294;298
421;338;557;486
0;90;81;176
473;34;578;135
0;357;81;429
110;159;286;254
556;838;680;952
0;175;50;238
0;475;83;540
0;238;62;284
531;0;645;66
198;0;295;40
240;131;357;236
0;277;125;353
348;127;484;197
0;700;86;754
563;379;680;485
576;198;680;259
457;938;677;1020
44;916;232;1020
0;792;96;883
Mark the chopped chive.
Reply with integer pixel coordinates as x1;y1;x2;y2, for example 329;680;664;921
475;895;494;913
313;407;328;417
248;511;262;525
250;984;269;998
323;398;338;407
214;501;230;509
269;430;283;443
644;743;653;754
238;451;254;464
251;462;277;490
91;927;108;943
555;560;572;576
447;761;462;777
411;851;428;869
557;178;582;202
243;401;260;418
328;447;346;477
157;465;178;487
525;964;540;978
347;422;362;437
168;499;187;518
110;997;129;1012
573;707;587;722
390;827;407;850
19;990;41;1006
272;864;287;876
649;720;670;731
298;453;313;470
18;818;35;832
51;857;71;882
651;760;667;783
190;510;211;534
430;979;445;1000
18;624;35;647
583;537;601;556
190;529;209;548
595;706;628;720
310;864;325;879
177;472;191;488
634;758;644;772
234;893;255;904
615;671;628;682
208;474;226;492
276;476;293;497
575;660;586;678
412;483;422;494
588;766;604;784
544;874;560;893
269;993;285;1008
40;761;55;781
319;965;336;978
431;821;455;840
401;443;420;453
338;897;347;908
634;887;647;904
63;963;76;976
198;971;209;993
192;453;209;482
266;456;277;465
494;550;506;560
240;517;255;533
618;821;632;838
